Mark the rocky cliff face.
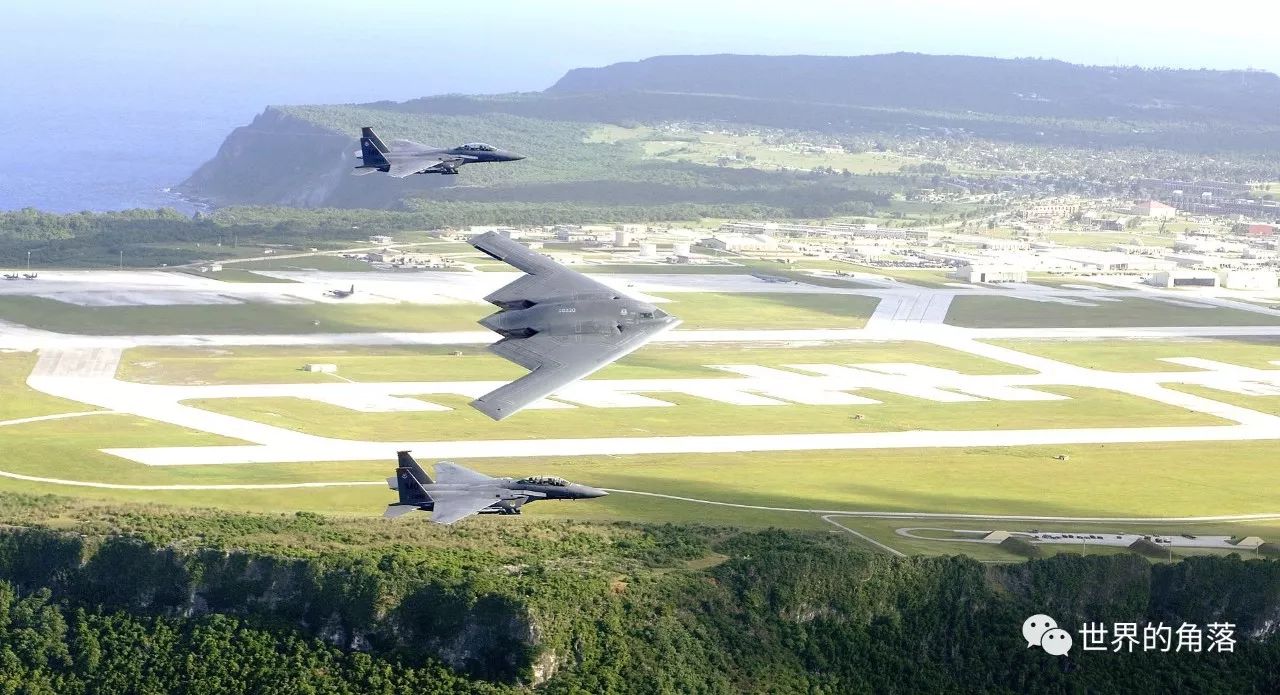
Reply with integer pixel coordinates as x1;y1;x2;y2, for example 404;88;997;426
0;530;546;682
179;108;443;209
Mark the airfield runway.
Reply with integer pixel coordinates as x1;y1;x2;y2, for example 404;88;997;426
6;268;1280;468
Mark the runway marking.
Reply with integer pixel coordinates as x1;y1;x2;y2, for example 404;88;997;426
0;411;118;427
0;467;384;490
821;515;906;556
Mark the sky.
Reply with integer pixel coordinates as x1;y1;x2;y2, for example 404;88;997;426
0;0;1276;211
4;0;1277;107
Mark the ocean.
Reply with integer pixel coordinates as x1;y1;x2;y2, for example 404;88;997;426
0;92;243;214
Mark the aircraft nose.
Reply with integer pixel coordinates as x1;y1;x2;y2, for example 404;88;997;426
580;486;609;499
506;151;526;161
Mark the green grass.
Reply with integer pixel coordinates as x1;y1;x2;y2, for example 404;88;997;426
2;440;1276;526
117;340;1030;385
1044;232;1177;249
0;291;883;335
0;296;489;335
1165;384;1280;417
234;255;375;272
183;269;299;283
567;264;747;274
0;352;97;421
657;292;880;329
984;337;1280;372
947;296;1280;328
842;263;952;288
1;349;1274;548
183;386;1224;442
1024;273;1109;288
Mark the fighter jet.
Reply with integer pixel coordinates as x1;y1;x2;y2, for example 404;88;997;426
2;274;18;281
467;231;682;420
352;127;524;177
325;284;355;299
383;451;607;524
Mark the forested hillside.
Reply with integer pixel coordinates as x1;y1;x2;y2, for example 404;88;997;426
0;494;1276;693
551;53;1280;124
179;104;892;211
178;53;1280;210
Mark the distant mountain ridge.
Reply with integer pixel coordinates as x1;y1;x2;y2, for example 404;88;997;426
549;53;1280;124
181;52;1280;209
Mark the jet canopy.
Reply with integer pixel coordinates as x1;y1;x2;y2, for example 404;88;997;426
518;475;569;487
459;142;497;152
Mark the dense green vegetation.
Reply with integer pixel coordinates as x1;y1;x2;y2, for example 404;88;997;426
180;106;896;211
0;204;779;268
0;495;1276;693
550;54;1280;126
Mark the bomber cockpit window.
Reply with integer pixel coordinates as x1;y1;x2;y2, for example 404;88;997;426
461;143;497;152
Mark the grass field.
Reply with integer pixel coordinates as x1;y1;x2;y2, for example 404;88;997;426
235;255;375;272
842;263;953;288
0;352;96;421
1166;384;1280;417
585;124;924;173
117;341;1030;385
1024;273;1110;289
0;297;487;334
197;269;299;283
183;386;1224;442
0;291;880;335
947;296;1280;328
984;337;1280;372
658;292;880;329
0;347;1274;543
1044;232;1177;249
0;437;1275;532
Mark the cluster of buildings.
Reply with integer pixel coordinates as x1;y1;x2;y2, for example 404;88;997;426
1130;179;1280;222
405;203;1280;293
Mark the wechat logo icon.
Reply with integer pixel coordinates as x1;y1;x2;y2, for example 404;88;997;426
1024;614;1073;656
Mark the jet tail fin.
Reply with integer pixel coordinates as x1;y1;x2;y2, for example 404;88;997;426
361;127;391;153
359;127;390;168
392;450;433;506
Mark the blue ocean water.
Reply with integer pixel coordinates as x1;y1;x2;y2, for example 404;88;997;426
0;2;569;214
0;94;240;213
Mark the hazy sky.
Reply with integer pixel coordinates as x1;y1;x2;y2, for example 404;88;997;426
4;0;1277;108
1;0;1276;211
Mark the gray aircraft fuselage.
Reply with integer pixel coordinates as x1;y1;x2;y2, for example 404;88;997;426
381;143;524;169
355;127;524;176
479;296;673;339
409;478;608;515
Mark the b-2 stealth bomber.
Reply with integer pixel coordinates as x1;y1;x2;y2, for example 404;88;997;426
467;231;682;420
353;127;524;177
384;451;607;524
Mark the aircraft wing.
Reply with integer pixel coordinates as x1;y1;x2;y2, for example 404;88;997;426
473;321;680;420
428;491;503;525
383;505;419;519
434;461;493;485
387;156;468;178
470;231;615;305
